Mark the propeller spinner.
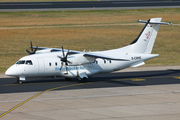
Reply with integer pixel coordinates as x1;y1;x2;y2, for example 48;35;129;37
26;41;38;55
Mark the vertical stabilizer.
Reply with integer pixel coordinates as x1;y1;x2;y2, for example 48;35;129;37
130;18;164;54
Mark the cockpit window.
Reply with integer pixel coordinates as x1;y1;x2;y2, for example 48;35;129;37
16;60;33;65
26;60;33;65
16;60;25;64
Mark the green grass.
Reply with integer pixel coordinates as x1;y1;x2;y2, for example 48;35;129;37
0;8;180;72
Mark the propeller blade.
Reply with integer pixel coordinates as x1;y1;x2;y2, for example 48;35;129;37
67;60;72;64
61;45;65;57
33;46;38;54
30;41;33;53
65;49;70;58
26;49;31;54
57;55;62;59
60;62;63;71
65;66;68;73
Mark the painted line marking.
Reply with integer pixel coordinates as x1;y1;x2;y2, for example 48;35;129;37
113;76;174;82
173;76;180;79
131;79;145;81
0;82;91;118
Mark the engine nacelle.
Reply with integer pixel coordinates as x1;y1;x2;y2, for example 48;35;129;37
67;54;95;66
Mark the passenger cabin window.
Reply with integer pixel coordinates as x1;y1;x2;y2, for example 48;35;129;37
55;62;57;66
109;60;111;63
26;60;33;65
49;62;51;66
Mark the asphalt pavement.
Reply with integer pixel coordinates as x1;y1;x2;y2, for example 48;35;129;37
1;66;180;94
0;0;180;11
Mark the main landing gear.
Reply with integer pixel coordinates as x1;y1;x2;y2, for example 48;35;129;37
77;71;88;83
65;77;72;81
79;77;87;83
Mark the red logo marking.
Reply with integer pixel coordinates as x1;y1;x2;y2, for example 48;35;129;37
145;31;150;39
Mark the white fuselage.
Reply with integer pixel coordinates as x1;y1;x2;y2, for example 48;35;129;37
5;51;158;80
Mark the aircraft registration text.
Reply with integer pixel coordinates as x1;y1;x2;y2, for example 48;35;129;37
131;56;141;60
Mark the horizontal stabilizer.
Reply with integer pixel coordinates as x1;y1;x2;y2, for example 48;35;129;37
137;19;172;25
84;53;129;61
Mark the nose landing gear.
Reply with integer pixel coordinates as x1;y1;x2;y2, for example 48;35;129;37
16;76;26;84
17;80;23;84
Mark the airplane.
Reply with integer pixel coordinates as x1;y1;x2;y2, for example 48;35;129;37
5;18;171;84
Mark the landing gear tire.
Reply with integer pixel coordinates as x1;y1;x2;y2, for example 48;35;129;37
17;80;22;84
65;77;72;81
79;77;87;83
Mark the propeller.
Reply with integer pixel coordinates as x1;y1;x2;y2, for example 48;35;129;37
57;46;72;73
26;41;38;55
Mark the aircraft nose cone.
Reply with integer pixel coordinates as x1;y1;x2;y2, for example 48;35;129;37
5;65;17;76
5;67;12;76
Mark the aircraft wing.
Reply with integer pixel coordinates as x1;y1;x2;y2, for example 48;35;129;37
83;53;129;61
32;46;128;61
30;47;82;55
31;47;64;51
30;46;49;50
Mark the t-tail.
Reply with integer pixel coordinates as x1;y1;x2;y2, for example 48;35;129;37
126;18;171;54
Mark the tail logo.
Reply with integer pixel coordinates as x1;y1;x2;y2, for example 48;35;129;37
145;31;151;39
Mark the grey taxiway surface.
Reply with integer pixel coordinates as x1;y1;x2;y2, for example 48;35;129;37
1;66;180;119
